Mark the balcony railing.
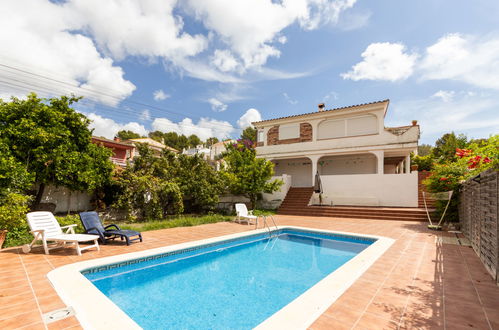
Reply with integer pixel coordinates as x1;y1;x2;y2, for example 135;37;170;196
110;157;131;167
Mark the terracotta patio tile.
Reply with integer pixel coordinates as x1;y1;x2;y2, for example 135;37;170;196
0;310;43;329
37;294;65;313
323;304;364;324
445;301;490;329
309;314;353;330
47;316;79;330
0;298;39;320
353;312;399;330
365;292;408;322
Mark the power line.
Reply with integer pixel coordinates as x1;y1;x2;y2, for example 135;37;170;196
0;63;240;131
0;61;239;130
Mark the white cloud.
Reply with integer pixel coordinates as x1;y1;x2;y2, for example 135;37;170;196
152;117;234;140
237;108;262;128
186;0;356;72
87;113;148;139
389;92;499;144
337;10;371;31
66;0;207;61
208;98;228;112
211;50;241;73
0;0;135;106
432;90;455;102
140;109;151;121
341;42;418;81
420;33;499;90
153;90;170;101
283;92;298;105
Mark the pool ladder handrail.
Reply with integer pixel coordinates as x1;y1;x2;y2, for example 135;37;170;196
262;215;278;238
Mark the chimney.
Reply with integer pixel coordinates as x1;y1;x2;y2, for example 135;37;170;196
318;103;325;112
114;137;121;142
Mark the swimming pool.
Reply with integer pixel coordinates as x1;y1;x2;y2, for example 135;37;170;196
48;226;394;329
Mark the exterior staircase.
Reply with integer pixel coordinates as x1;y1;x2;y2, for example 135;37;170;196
278;186;429;221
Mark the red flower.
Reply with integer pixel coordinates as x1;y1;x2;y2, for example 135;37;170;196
456;148;472;158
483;157;492;163
439;177;448;181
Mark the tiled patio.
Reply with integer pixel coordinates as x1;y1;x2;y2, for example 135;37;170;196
1;216;498;329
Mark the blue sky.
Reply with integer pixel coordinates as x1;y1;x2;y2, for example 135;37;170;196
1;0;498;144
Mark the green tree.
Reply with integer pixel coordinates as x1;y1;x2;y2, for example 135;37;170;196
240;126;257;143
0;93;114;205
206;137;219;147
187;134;202;148
432;132;468;163
174;154;224;212
222;142;282;209
114;144;183;220
148;130;165;143
0;140;34;197
116;130;142;140
162;132;190;151
418;144;433;156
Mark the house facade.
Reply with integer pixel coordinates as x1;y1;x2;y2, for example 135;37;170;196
253;100;420;207
91;136;136;167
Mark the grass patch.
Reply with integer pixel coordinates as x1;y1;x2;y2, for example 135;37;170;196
118;214;233;232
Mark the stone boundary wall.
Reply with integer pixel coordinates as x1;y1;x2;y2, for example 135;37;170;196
459;169;498;284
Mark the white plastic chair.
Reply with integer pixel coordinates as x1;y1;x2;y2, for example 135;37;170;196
23;211;100;255
235;203;258;228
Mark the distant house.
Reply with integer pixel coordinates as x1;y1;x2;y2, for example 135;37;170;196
91;136;135;167
127;138;178;156
182;145;211;158
209;140;236;160
252;100;420;207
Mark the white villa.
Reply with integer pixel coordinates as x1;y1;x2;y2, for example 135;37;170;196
253;100;420;208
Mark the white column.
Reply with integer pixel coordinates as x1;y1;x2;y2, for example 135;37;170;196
405;154;411;174
370;150;384;174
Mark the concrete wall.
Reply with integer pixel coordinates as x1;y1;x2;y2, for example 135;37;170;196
40;185;92;214
273;159;312;187
318;154;377;175
260;174;292;209
316;172;419;207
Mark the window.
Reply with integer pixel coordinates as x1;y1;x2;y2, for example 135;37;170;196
257;130;264;143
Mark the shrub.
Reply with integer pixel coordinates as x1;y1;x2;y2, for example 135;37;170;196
411;154;434;171
0;193;31;247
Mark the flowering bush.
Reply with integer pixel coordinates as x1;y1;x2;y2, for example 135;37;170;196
422;135;497;223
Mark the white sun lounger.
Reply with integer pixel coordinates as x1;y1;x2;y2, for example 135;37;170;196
235;203;259;228
23;211;100;255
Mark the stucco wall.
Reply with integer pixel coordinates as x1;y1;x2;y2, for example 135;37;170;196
273;159;312;187
40;185;92;213
317;172;419;207
260;174;292;209
319;154;377;175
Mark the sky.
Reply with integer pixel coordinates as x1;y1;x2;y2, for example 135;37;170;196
0;0;498;144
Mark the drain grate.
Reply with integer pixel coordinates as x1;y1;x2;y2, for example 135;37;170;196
43;306;75;324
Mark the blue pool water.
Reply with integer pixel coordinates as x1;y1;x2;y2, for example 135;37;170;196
83;229;373;329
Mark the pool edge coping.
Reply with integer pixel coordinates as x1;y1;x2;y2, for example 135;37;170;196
47;226;394;330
